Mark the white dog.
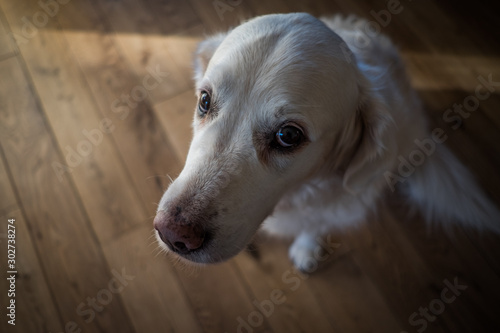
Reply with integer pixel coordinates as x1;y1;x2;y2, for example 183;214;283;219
154;13;500;270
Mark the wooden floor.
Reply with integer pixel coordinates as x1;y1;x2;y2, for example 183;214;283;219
1;0;499;332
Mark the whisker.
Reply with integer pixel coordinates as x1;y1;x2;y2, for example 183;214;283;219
145;174;167;181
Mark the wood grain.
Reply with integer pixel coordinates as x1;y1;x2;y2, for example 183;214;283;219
0;0;499;332
0;155;61;333
0;14;14;60
0;55;134;333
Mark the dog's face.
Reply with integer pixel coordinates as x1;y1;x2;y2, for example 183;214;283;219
154;13;390;263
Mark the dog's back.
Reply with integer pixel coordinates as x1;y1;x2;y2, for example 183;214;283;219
322;15;500;233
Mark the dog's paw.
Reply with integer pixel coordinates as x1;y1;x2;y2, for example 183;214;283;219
288;234;322;273
289;234;340;273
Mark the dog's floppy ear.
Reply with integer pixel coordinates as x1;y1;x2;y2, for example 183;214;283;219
193;33;227;83
342;85;396;194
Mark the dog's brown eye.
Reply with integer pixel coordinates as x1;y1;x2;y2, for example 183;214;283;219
199;91;211;114
276;125;303;147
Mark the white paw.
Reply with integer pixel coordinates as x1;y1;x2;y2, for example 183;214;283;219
289;234;322;273
289;234;340;273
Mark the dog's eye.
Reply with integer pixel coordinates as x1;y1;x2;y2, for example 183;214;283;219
198;91;211;114
276;125;303;147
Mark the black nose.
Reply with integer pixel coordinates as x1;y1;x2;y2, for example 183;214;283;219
153;210;205;254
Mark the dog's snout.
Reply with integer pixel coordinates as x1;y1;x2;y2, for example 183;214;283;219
154;210;205;254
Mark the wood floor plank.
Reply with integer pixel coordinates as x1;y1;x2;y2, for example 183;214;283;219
174;259;276;333
0;55;134;333
234;241;338;333
0;154;62;333
246;0;294;15
0;157;16;215
0;207;62;333
54;0;184;212
188;0;256;32
369;202;499;333
332;0;431;53
345;210;452;333
0;11;14;60
388;199;500;332
400;0;496;57
0;0;147;243
305;249;404;332
478;93;500;136
103;225;203;333
306;259;404;333
154;90;196;163
435;1;499;59
402;54;500;132
235;235;403;333
142;0;200;34
99;0;198;103
250;0;342;16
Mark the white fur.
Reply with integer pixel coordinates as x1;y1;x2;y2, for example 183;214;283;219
155;13;500;269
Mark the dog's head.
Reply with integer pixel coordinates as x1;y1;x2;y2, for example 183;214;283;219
154;13;393;263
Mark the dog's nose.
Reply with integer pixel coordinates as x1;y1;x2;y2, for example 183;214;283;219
153;210;205;254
